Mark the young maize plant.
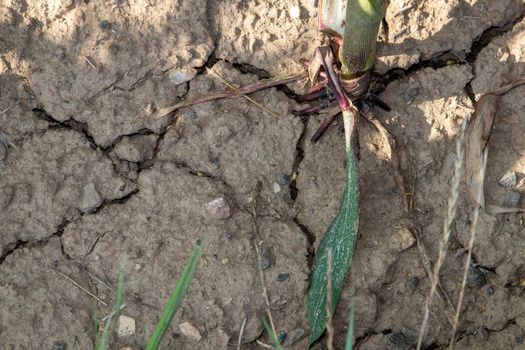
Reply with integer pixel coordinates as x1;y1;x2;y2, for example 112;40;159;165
153;0;390;346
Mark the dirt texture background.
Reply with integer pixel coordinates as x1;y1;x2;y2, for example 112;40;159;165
1;0;525;349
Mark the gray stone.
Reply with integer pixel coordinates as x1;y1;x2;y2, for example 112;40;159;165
80;183;103;213
169;68;197;85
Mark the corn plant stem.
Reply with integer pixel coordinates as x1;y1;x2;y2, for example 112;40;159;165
152;72;307;119
340;0;388;79
416;120;467;350
449;149;488;349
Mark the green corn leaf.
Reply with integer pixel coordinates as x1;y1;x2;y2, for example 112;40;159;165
307;109;359;345
146;240;204;350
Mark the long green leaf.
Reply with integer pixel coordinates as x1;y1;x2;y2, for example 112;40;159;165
146;240;204;350
307;109;359;345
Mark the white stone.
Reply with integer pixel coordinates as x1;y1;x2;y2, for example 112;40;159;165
169;68;197;85
117;315;136;337
179;321;202;341
205;197;230;219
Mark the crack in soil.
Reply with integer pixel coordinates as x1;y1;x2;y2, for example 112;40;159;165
0;218;71;265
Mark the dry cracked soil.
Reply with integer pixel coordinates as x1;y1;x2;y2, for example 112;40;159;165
1;0;525;349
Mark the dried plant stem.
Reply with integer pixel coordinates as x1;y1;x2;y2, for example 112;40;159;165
250;182;278;339
416;120;467;350
206;68;281;118
51;268;109;307
237;317;247;350
449;149;488;349
326;249;335;350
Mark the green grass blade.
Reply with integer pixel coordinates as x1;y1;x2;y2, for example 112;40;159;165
262;318;284;350
307;109;359;345
344;292;356;350
146;240;204;350
97;258;127;350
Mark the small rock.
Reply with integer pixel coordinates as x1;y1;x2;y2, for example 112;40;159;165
516;335;524;344
261;251;271;270
169;68;197;85
397;228;415;249
80;183;103;213
99;20;110;30
117;315;136;337
385;332;413;350
477;327;489;340
221;258;229;265
277;174;291;186
467;265;487;287
272;182;282;193
485;285;494;295
52;341;67;350
282;328;306;347
499;171;517;188
406;276;419;290
179;321;202;341
206;197;231;219
503;191;521;207
277;331;287;343
276;273;289;282
186;110;198;121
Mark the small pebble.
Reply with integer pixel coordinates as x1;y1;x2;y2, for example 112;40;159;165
503;191;521;207
272;182;282;193
485;285;494;295
385;332;412;350
186;110;198;121
282;328;306;347
277;331;287;343
245;233;254;240
169;68;197;85
206;197;230;219
477;327;489;340
52;341;67;350
80;183;103;213
467;265;487;287
276;273;289;282
179;321;202;341
261;252;271;270
499;171;517;188
406;276;419;290
99;20;110;29
516;335;524;344
277;174;291;186
221;258;229;265
117;315;136;337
